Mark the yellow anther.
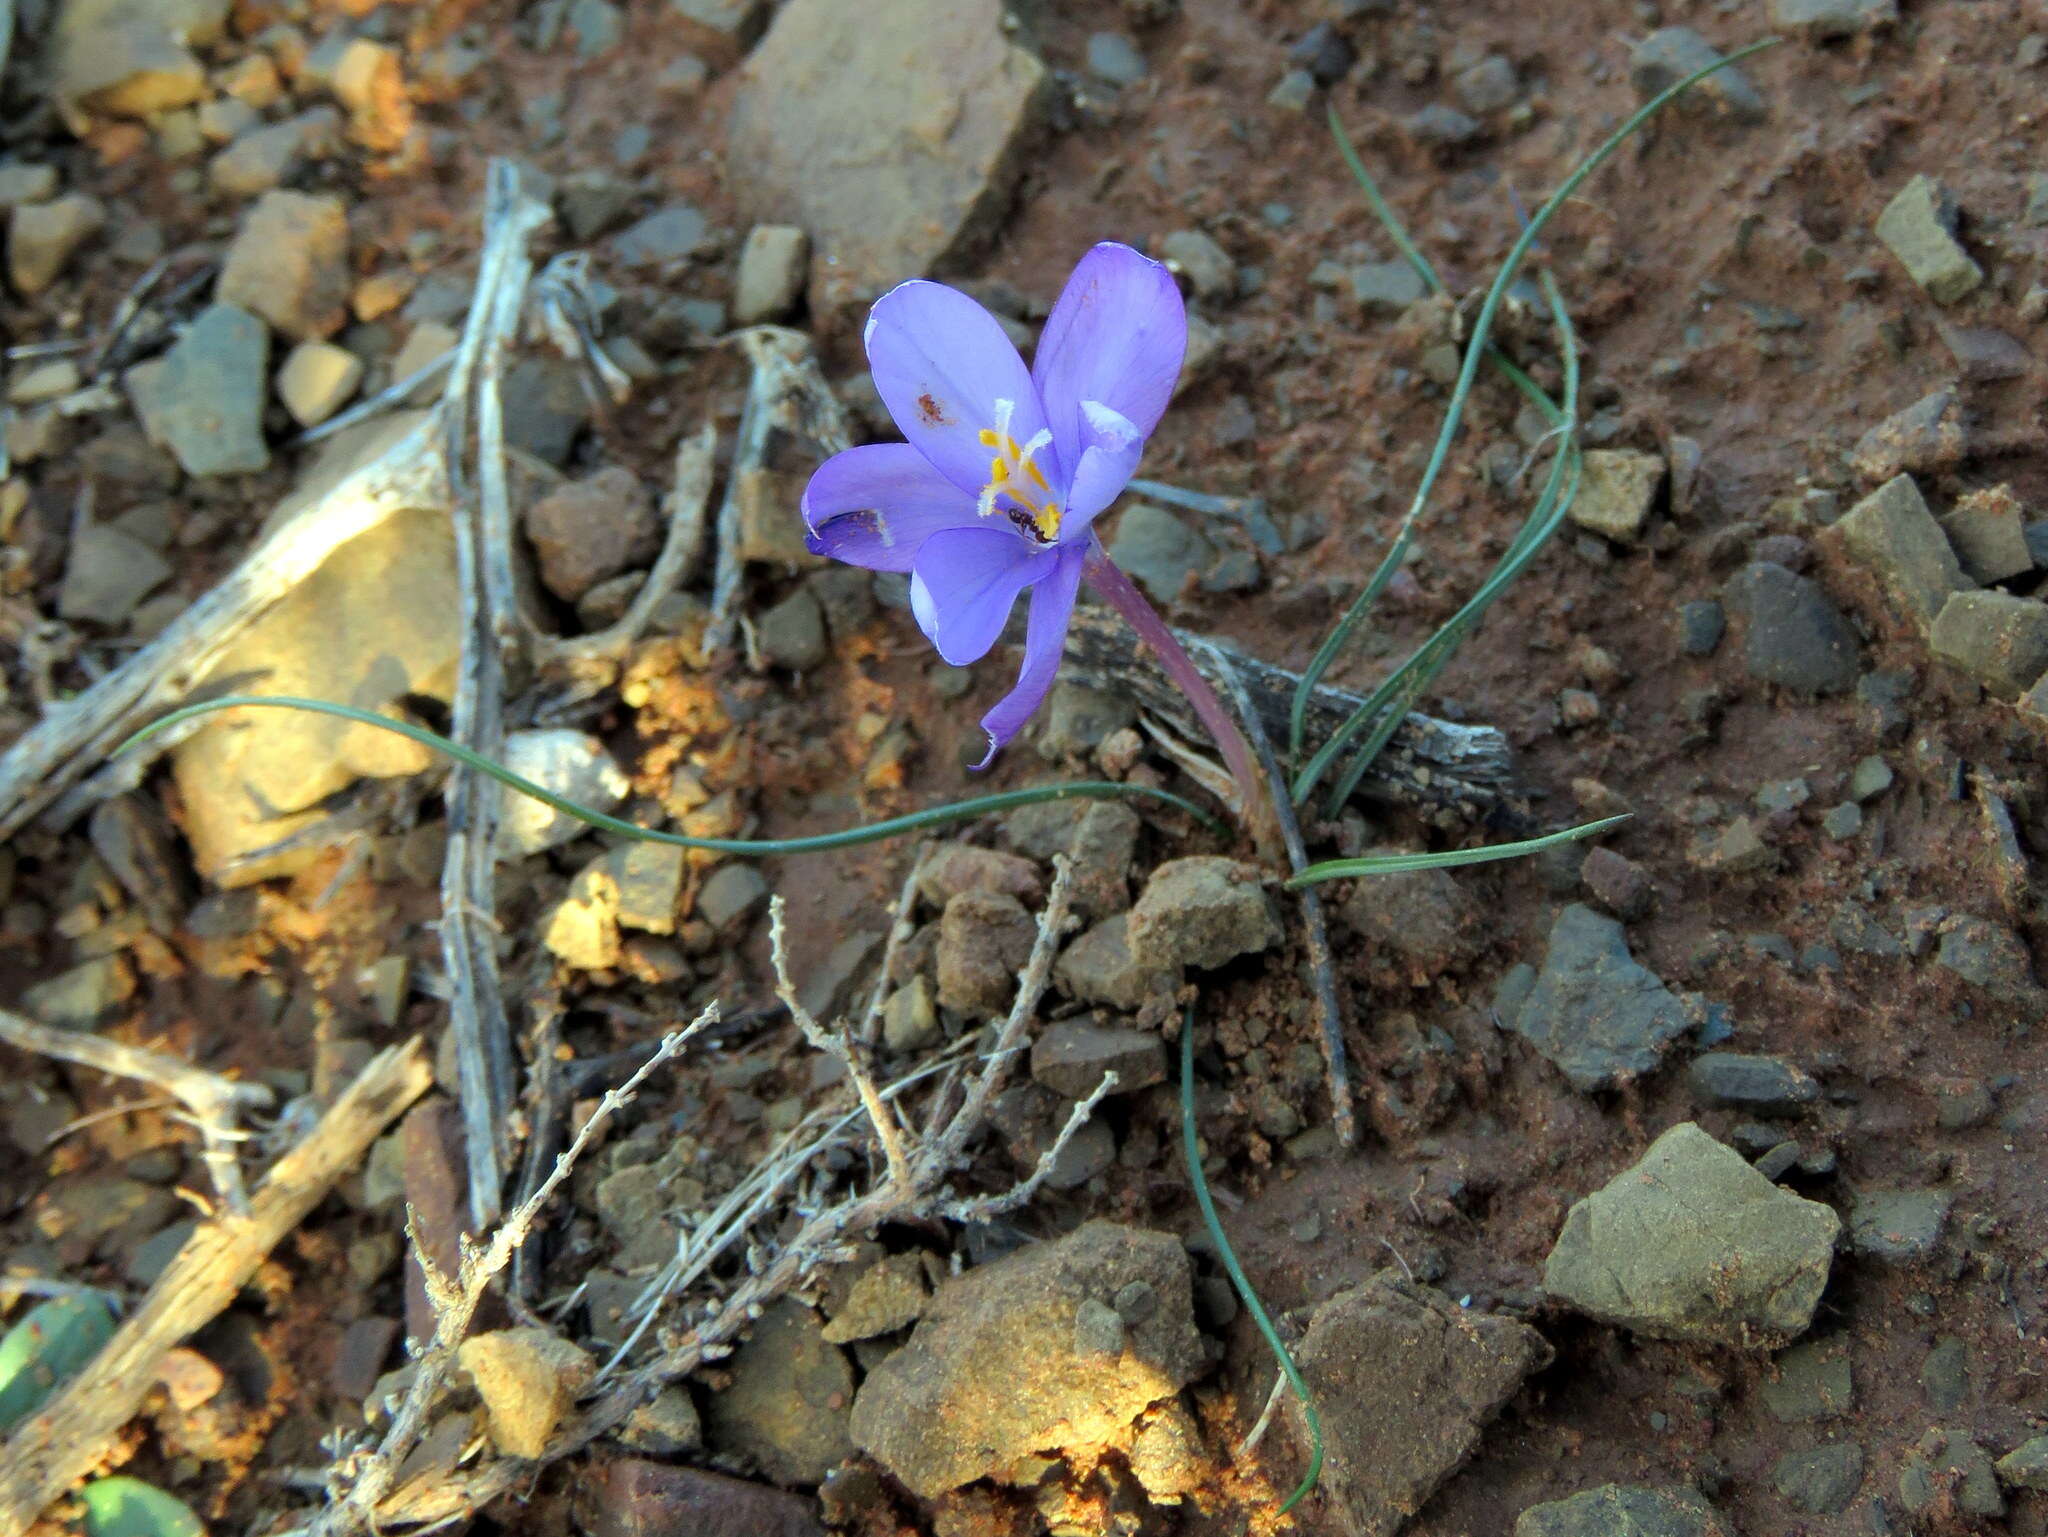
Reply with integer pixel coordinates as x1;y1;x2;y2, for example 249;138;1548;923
989;458;1010;484
978;428;1001;449
1033;505;1063;540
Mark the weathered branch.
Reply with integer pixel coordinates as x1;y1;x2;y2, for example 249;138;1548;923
0;1041;432;1537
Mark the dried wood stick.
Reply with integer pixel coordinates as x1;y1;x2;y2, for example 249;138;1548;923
0;1007;275;1215
0;1040;432;1537
1059;606;1527;828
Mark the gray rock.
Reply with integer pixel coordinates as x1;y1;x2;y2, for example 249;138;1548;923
848;1221;1202;1498
1722;561;1861;693
757;586;828;669
1773;0;1896;36
1287;21;1356;84
1899;1430;2004;1519
1085;30;1147;85
1055;913;1176;1011
619;1387;703;1457
497;730;629;857
1920;1336;1968;1411
1037;682;1135;760
799;931;883;1023
881;974;940;1053
1762;1336;1854;1422
1938;319;2033;382
612;204;711;268
208;111;338;197
1569;449;1665;543
501;356;591;466
1847;1187;1951;1261
916;842;1042;907
1938;484;2032;583
697;863;769;931
1930;590;2048;696
151;304;270;477
1678;599;1725;656
1630;28;1765;121
1266;67;1317;112
522;466;660;603
732;224;809;325
0;163;58;209
1851;389;1966;483
1875;175;1983;304
1408;103;1479;145
216;190;351;341
1997;1436;2048;1491
1687;1052;1820;1116
52;0;227;118
1772;1443;1865;1515
8;193;105;295
22;954;136;1029
564;0;621;56
1295;1273;1553;1537
276;340;364;428
1126;856;1280;972
601;842;685;934
936;890;1035;1015
1350;258;1428;313
726;0;1050;297
1851;756;1894;802
1542;1122;1839;1346
704;1300;855;1486
1936;915;2044;1009
1454;54;1519;113
556;171;633;242
1160;228;1235;300
1821;802;1863;840
58;524;172;625
1515;1484;1732;1537
1029;1020;1165;1099
1502;904;1692;1092
1825;474;1972;628
666;0;769;42
1106;503;1214;603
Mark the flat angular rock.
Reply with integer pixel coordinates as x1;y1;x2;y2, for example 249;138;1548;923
1686;1052;1820;1116
1875;174;1982;304
1542;1122;1839;1346
1569;449;1665;543
457;1328;593;1459
1848;1187;1951;1261
1126;856;1280;972
850;1221;1201;1499
151;303;270;477
733;224;809;324
1772;0;1896;36
1761;1335;1854;1422
1501;904;1692;1092
1851;389;1966;483
216;190;351;341
727;0;1051;299
1294;1273;1552;1537
1722;561;1861;694
1825;473;1972;628
1342;860;1482;969
497;731;629;857
58;523;172;624
8;193;105;294
1900;1430;2005;1520
1772;1442;1865;1513
522;466;659;602
1516;1484;1732;1537
704;1300;855;1486
1997;1435;2048;1492
52;0;228;121
1029;1020;1166;1099
1938;484;2032;583
1630;28;1764;120
1930;590;2048;696
936;890;1035;1015
581;1458;822;1537
1055;913;1176;1011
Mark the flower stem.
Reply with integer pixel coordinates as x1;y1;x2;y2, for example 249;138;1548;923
1082;541;1282;861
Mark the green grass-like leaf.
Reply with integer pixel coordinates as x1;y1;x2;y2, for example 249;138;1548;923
116;695;1223;850
1290;38;1780;768
1181;1005;1322;1513
1287;814;1628;887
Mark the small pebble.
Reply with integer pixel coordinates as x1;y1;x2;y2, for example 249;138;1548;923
1821;802;1863;840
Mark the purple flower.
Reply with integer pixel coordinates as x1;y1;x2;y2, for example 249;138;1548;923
803;242;1187;767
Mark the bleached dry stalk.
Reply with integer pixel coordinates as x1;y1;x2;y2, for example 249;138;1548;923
330;859;1090;1535
0;1041;432;1537
854;843;930;1046
0;1006;275;1215
310;1012;712;1537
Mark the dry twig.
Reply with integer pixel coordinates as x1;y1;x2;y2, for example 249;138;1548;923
0;1007;275;1215
0;1041;432;1537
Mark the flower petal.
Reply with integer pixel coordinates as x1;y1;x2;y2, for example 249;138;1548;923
1060;401;1146;529
907;525;1056;667
866;280;1052;496
1032;242;1186;472
972;543;1085;769
802;444;979;571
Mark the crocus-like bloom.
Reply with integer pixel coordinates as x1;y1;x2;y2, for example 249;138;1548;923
802;241;1187;766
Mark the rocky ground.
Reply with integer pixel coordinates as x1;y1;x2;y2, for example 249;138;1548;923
2;0;2048;1535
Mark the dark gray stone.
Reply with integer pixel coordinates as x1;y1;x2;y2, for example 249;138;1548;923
1515;1484;1732;1537
1771;1442;1865;1515
1687;1052;1820;1116
1848;1187;1951;1262
150;304;270;477
1503;904;1692;1091
1107;503;1215;603
1722;561;1862;693
1678;599;1725;656
1630;28;1765;120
